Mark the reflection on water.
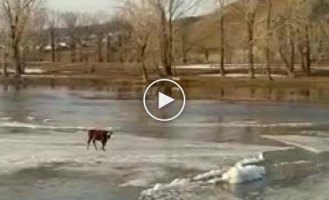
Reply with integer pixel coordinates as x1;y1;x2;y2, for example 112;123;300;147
188;87;329;104
1;82;329;104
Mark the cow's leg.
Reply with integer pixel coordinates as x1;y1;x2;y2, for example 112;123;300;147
102;141;107;151
87;137;92;150
93;139;98;150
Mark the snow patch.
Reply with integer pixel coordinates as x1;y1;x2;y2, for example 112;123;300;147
193;169;224;181
168;122;316;128
43;119;55;123
27;116;35;121
7;68;45;74
0;117;12;121
141;178;191;197
0;121;117;132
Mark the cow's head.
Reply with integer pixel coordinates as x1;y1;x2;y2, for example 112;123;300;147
107;131;113;139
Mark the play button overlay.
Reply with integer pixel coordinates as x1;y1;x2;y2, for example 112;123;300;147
158;92;175;109
143;79;186;122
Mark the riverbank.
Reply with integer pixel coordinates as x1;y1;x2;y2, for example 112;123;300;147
1;63;329;89
1;74;329;89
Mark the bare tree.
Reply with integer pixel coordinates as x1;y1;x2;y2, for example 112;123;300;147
46;10;60;62
2;46;9;77
302;24;311;76
146;0;204;77
89;12;110;63
0;31;9;77
177;18;191;64
123;1;155;81
0;0;42;77
61;12;79;63
104;18;127;63
275;0;314;78
233;0;261;79
106;32;112;63
218;0;227;76
277;19;297;78
298;0;314;76
176;16;208;65
24;7;46;64
264;0;273;80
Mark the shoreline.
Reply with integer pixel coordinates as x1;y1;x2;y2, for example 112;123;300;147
1;74;329;89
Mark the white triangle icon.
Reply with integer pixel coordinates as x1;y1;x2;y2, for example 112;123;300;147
158;92;175;109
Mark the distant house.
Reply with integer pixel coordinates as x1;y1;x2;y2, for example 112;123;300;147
42;42;70;52
58;42;69;50
44;45;52;51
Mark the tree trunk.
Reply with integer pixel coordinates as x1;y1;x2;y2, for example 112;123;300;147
50;26;56;62
182;51;187;64
159;6;172;77
2;50;8;77
247;23;255;79
140;45;148;82
305;25;311;76
71;43;76;63
204;49;209;63
181;36;188;64
219;14;226;76
265;0;273;81
11;25;22;77
12;42;22;77
78;45;83;62
21;47;26;74
106;35;112;63
299;44;306;72
289;32;295;73
97;39;103;63
279;46;295;78
168;1;174;76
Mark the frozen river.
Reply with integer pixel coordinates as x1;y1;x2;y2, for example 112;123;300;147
0;86;329;200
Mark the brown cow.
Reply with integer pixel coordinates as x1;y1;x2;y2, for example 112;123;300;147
87;129;113;151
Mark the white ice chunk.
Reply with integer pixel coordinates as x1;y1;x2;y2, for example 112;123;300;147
222;163;266;184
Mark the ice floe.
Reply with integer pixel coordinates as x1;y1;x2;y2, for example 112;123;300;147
139;153;267;199
222;163;266;184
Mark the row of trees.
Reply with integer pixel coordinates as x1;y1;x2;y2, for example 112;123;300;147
0;0;128;77
0;0;41;77
0;0;328;80
122;0;206;80
122;0;329;80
